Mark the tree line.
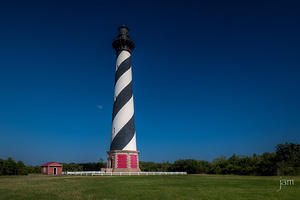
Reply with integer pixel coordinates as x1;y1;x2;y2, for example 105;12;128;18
0;158;40;175
1;142;299;176
0;158;106;175
61;159;106;172
140;143;300;176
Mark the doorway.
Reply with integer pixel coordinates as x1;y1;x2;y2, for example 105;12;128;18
53;167;57;175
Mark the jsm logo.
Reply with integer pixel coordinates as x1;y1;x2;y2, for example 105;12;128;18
277;178;295;192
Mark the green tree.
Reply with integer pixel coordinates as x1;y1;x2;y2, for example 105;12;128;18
171;159;203;174
3;157;17;175
210;156;230;174
16;161;28;175
256;152;277;176
276;142;300;175
0;158;4;175
62;163;83;172
98;158;106;169
198;160;210;173
140;161;160;172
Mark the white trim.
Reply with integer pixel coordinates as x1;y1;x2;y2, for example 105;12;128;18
65;171;187;176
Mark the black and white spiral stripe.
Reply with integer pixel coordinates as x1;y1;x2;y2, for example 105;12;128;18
110;50;136;151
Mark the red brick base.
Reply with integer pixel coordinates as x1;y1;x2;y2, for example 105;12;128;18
106;150;141;172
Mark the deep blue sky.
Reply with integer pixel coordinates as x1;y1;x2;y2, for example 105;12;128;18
0;1;299;165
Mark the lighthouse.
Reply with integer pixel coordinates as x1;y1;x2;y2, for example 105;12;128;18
106;26;141;172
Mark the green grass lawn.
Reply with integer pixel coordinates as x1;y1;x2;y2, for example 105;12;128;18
0;175;299;200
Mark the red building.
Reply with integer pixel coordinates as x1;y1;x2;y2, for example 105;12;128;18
41;162;63;175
